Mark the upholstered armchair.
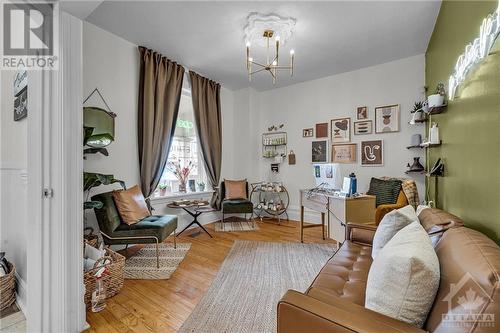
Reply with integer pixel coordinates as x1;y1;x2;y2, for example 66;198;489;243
374;190;408;225
92;191;178;268
367;177;417;225
220;180;254;230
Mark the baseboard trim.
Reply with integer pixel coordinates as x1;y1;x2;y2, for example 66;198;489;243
14;272;27;315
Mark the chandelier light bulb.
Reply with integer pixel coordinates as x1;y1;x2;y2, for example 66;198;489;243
272;60;277;66
246;41;251;47
290;49;295;55
275;36;280;42
249;57;253;62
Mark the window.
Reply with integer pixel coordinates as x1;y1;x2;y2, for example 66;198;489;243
154;92;209;197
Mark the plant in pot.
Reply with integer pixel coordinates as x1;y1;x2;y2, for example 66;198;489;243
158;181;168;197
197;181;206;192
427;83;446;108
410;101;426;124
83;172;125;210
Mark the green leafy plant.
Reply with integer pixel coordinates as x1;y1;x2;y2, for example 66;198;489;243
158;182;168;190
412;101;424;113
83;126;113;157
83;172;125;210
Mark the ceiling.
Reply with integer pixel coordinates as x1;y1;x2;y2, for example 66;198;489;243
62;1;441;91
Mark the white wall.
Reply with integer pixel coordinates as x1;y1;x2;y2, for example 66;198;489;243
83;22;242;232
0;69;28;309
83;22;141;232
82;22;426;229
233;55;426;222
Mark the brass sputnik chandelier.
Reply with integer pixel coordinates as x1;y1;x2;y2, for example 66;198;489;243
246;30;295;84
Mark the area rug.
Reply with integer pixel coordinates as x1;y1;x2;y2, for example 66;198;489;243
124;243;190;280
178;240;336;333
215;219;259;232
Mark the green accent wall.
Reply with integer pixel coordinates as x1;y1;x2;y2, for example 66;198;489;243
426;1;500;244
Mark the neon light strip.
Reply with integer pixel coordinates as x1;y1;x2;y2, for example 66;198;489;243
449;0;500;100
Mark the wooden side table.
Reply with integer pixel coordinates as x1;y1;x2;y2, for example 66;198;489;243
299;189;375;243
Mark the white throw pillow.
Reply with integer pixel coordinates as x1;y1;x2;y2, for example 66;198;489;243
365;222;440;328
372;205;418;258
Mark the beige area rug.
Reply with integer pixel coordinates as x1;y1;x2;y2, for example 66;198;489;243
178;240;337;333
124;243;190;279
215;219;259;232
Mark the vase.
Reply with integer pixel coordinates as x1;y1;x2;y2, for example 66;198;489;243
159;188;167;197
409;157;425;172
178;181;187;193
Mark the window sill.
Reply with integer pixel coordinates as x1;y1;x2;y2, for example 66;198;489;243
149;190;214;204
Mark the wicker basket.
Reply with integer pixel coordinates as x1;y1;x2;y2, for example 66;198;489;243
84;227;99;248
0;261;16;311
84;247;125;308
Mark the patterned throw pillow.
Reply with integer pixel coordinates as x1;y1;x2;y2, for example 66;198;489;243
367;178;402;206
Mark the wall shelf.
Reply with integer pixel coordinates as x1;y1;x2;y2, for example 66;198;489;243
405;170;427;175
408;118;428;124
262;131;287;159
406;141;442;149
428;105;447;115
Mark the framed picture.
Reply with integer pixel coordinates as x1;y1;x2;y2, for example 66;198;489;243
357;106;368;120
302;128;314;137
331;144;357;164
330;117;351;143
361;140;383;166
375;104;400;133
312;140;328;163
315;123;328;138
354;120;373;135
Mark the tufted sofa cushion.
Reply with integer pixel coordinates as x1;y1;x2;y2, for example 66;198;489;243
306;241;373;306
109;215;178;245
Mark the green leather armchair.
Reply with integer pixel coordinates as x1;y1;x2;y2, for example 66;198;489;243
220;181;254;230
92;191;178;268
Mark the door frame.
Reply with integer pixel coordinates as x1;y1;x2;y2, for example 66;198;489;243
26;12;85;332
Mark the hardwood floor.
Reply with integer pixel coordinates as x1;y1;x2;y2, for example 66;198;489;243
86;220;335;333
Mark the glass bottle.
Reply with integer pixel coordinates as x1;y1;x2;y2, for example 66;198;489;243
91;268;107;312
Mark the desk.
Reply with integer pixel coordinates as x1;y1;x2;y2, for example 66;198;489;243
299;189;375;243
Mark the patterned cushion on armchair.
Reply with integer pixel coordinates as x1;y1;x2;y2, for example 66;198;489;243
367;178;402;207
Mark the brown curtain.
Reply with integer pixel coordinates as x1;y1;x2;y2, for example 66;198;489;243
189;71;222;209
138;46;185;197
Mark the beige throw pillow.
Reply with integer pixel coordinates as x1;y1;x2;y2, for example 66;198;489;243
224;179;247;199
365;222;440;328
372;205;418;259
112;185;150;225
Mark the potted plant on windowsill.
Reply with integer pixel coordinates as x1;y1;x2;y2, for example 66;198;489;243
197;181;206;192
158;182;168;197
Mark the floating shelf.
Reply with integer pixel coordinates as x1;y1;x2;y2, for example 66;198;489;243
405;170;427;175
426;173;443;178
420;141;442;148
406;141;442;149
428;105;447;115
263;143;287;147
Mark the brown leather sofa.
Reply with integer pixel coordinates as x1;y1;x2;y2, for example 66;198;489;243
278;208;500;332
